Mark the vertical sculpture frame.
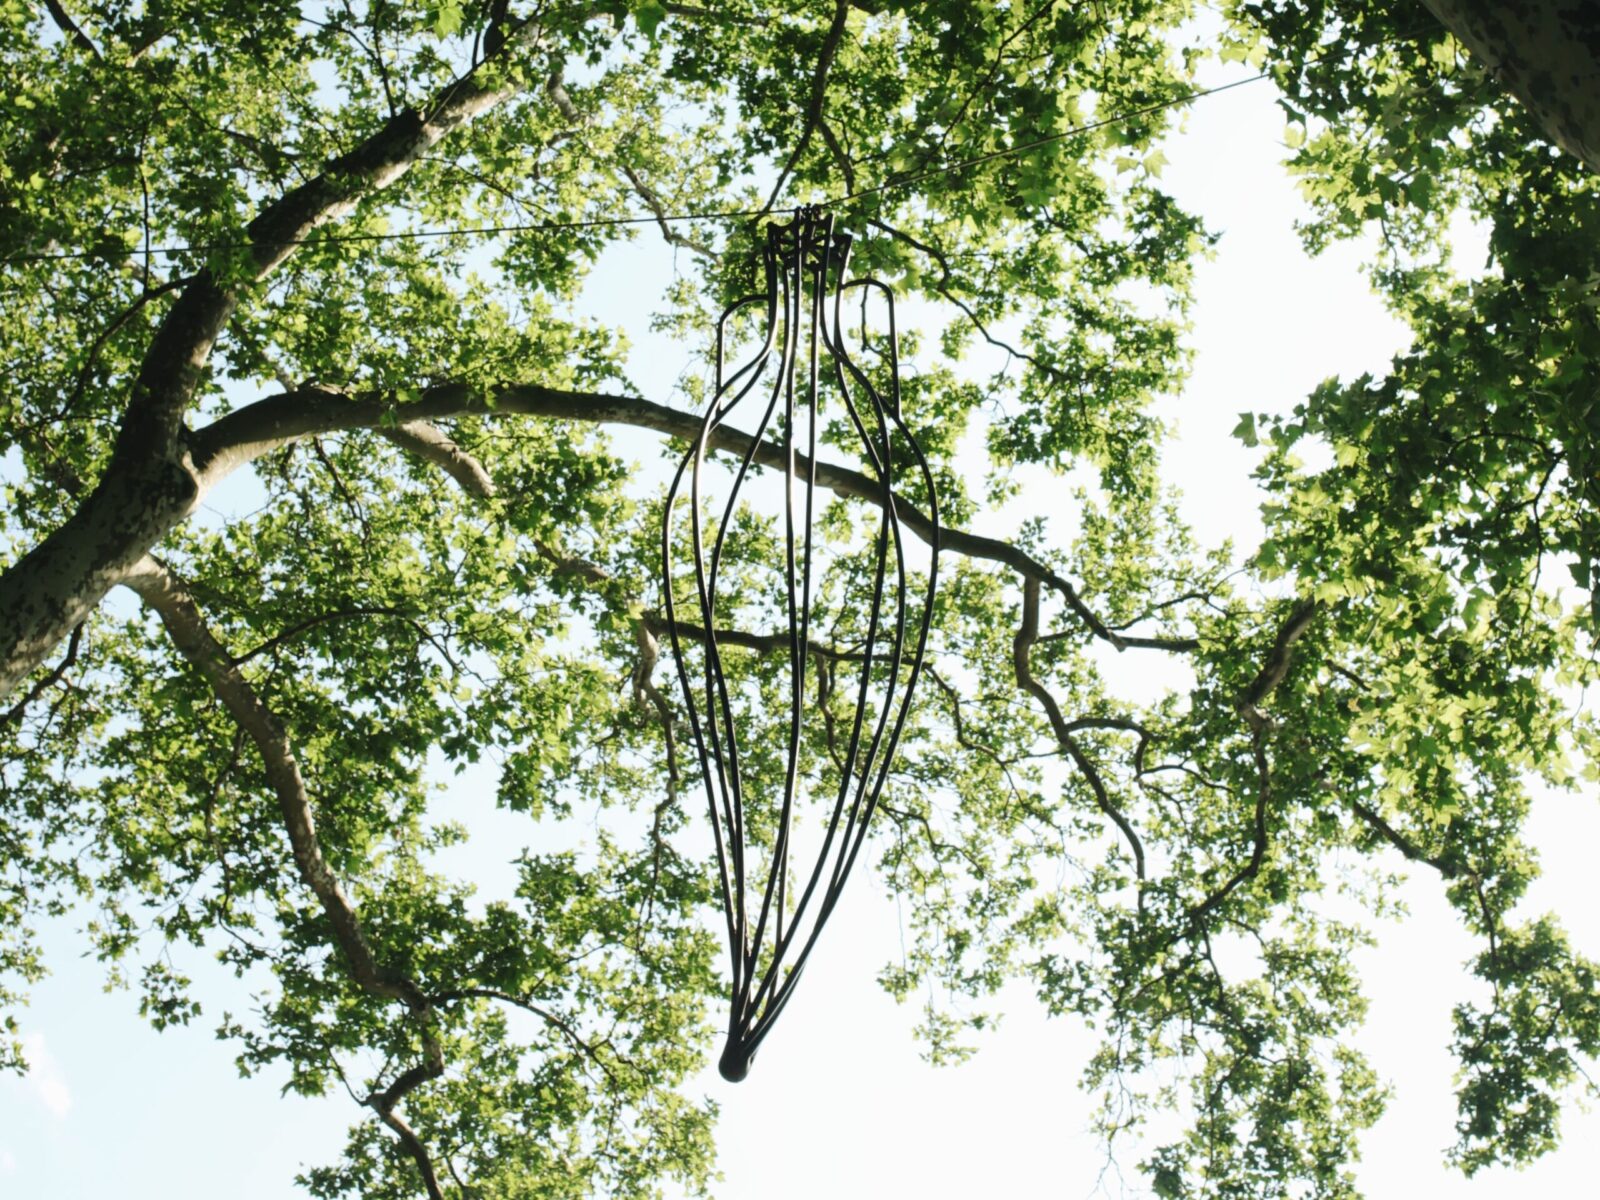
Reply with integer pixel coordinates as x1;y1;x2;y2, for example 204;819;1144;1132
661;207;939;1081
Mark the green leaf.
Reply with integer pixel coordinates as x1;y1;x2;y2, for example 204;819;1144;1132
433;1;463;38
635;0;668;39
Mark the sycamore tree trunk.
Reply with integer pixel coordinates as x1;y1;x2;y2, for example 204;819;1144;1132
1422;0;1600;173
0;39;534;701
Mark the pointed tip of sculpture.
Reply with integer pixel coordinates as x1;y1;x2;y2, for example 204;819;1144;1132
718;1042;752;1083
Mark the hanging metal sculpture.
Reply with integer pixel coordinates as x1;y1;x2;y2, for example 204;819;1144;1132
661;207;939;1081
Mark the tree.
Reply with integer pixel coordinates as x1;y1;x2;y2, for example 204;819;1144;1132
2;1;1596;1197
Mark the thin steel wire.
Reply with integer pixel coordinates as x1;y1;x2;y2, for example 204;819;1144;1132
7;73;1270;265
661;207;939;1081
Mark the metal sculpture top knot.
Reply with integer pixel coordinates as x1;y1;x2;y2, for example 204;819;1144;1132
661;207;939;1082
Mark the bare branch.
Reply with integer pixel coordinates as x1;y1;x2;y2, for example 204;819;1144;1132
617;159;718;260
432;988;630;1085
192;382;1191;655
545;66;715;260
1;623;82;728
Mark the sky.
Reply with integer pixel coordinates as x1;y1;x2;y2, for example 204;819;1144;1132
4;34;1599;1200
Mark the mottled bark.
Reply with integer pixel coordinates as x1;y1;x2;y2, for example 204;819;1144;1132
190;381;1200;653
0;31;538;701
122;555;429;1010
1423;0;1600;173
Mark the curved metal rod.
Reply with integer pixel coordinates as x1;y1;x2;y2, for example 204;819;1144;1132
661;248;780;985
743;275;937;1041
743;211;831;994
660;209;939;1080
740;257;900;1025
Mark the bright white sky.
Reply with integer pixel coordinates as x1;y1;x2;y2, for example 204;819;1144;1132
4;42;1599;1200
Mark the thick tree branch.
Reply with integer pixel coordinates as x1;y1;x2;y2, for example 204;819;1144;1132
43;0;102;60
121;555;428;1012
1420;0;1600;174
191;382;1191;655
0;21;545;700
125;19;542;461
367;1034;447;1200
379;421;496;498
1236;598;1320;728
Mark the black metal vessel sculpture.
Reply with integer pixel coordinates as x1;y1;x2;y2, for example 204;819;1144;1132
661;208;939;1081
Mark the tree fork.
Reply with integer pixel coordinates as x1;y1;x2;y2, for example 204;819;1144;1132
0;22;544;700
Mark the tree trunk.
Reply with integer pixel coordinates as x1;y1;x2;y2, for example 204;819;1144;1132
0;31;539;701
1422;0;1600;173
0;455;200;699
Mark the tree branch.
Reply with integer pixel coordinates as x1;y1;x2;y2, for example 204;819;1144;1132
616;158;718;260
432;987;629;1085
120;555;429;1012
866;216;1069;385
663;2;764;25
191;382;1191;655
1236;598;1321;728
379;421;496;497
1186;728;1270;926
229;604;458;671
1013;576;1147;890
124;18;543;461
1348;797;1457;878
1;623;82;728
817;115;856;194
545;66;716;261
367;1034;447;1200
43;0;102;60
0;20;547;700
763;0;851;212
917;0;1055;174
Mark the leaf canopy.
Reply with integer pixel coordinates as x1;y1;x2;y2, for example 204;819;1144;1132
1;2;1596;1197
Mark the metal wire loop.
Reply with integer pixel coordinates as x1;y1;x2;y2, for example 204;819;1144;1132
660;208;940;1081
